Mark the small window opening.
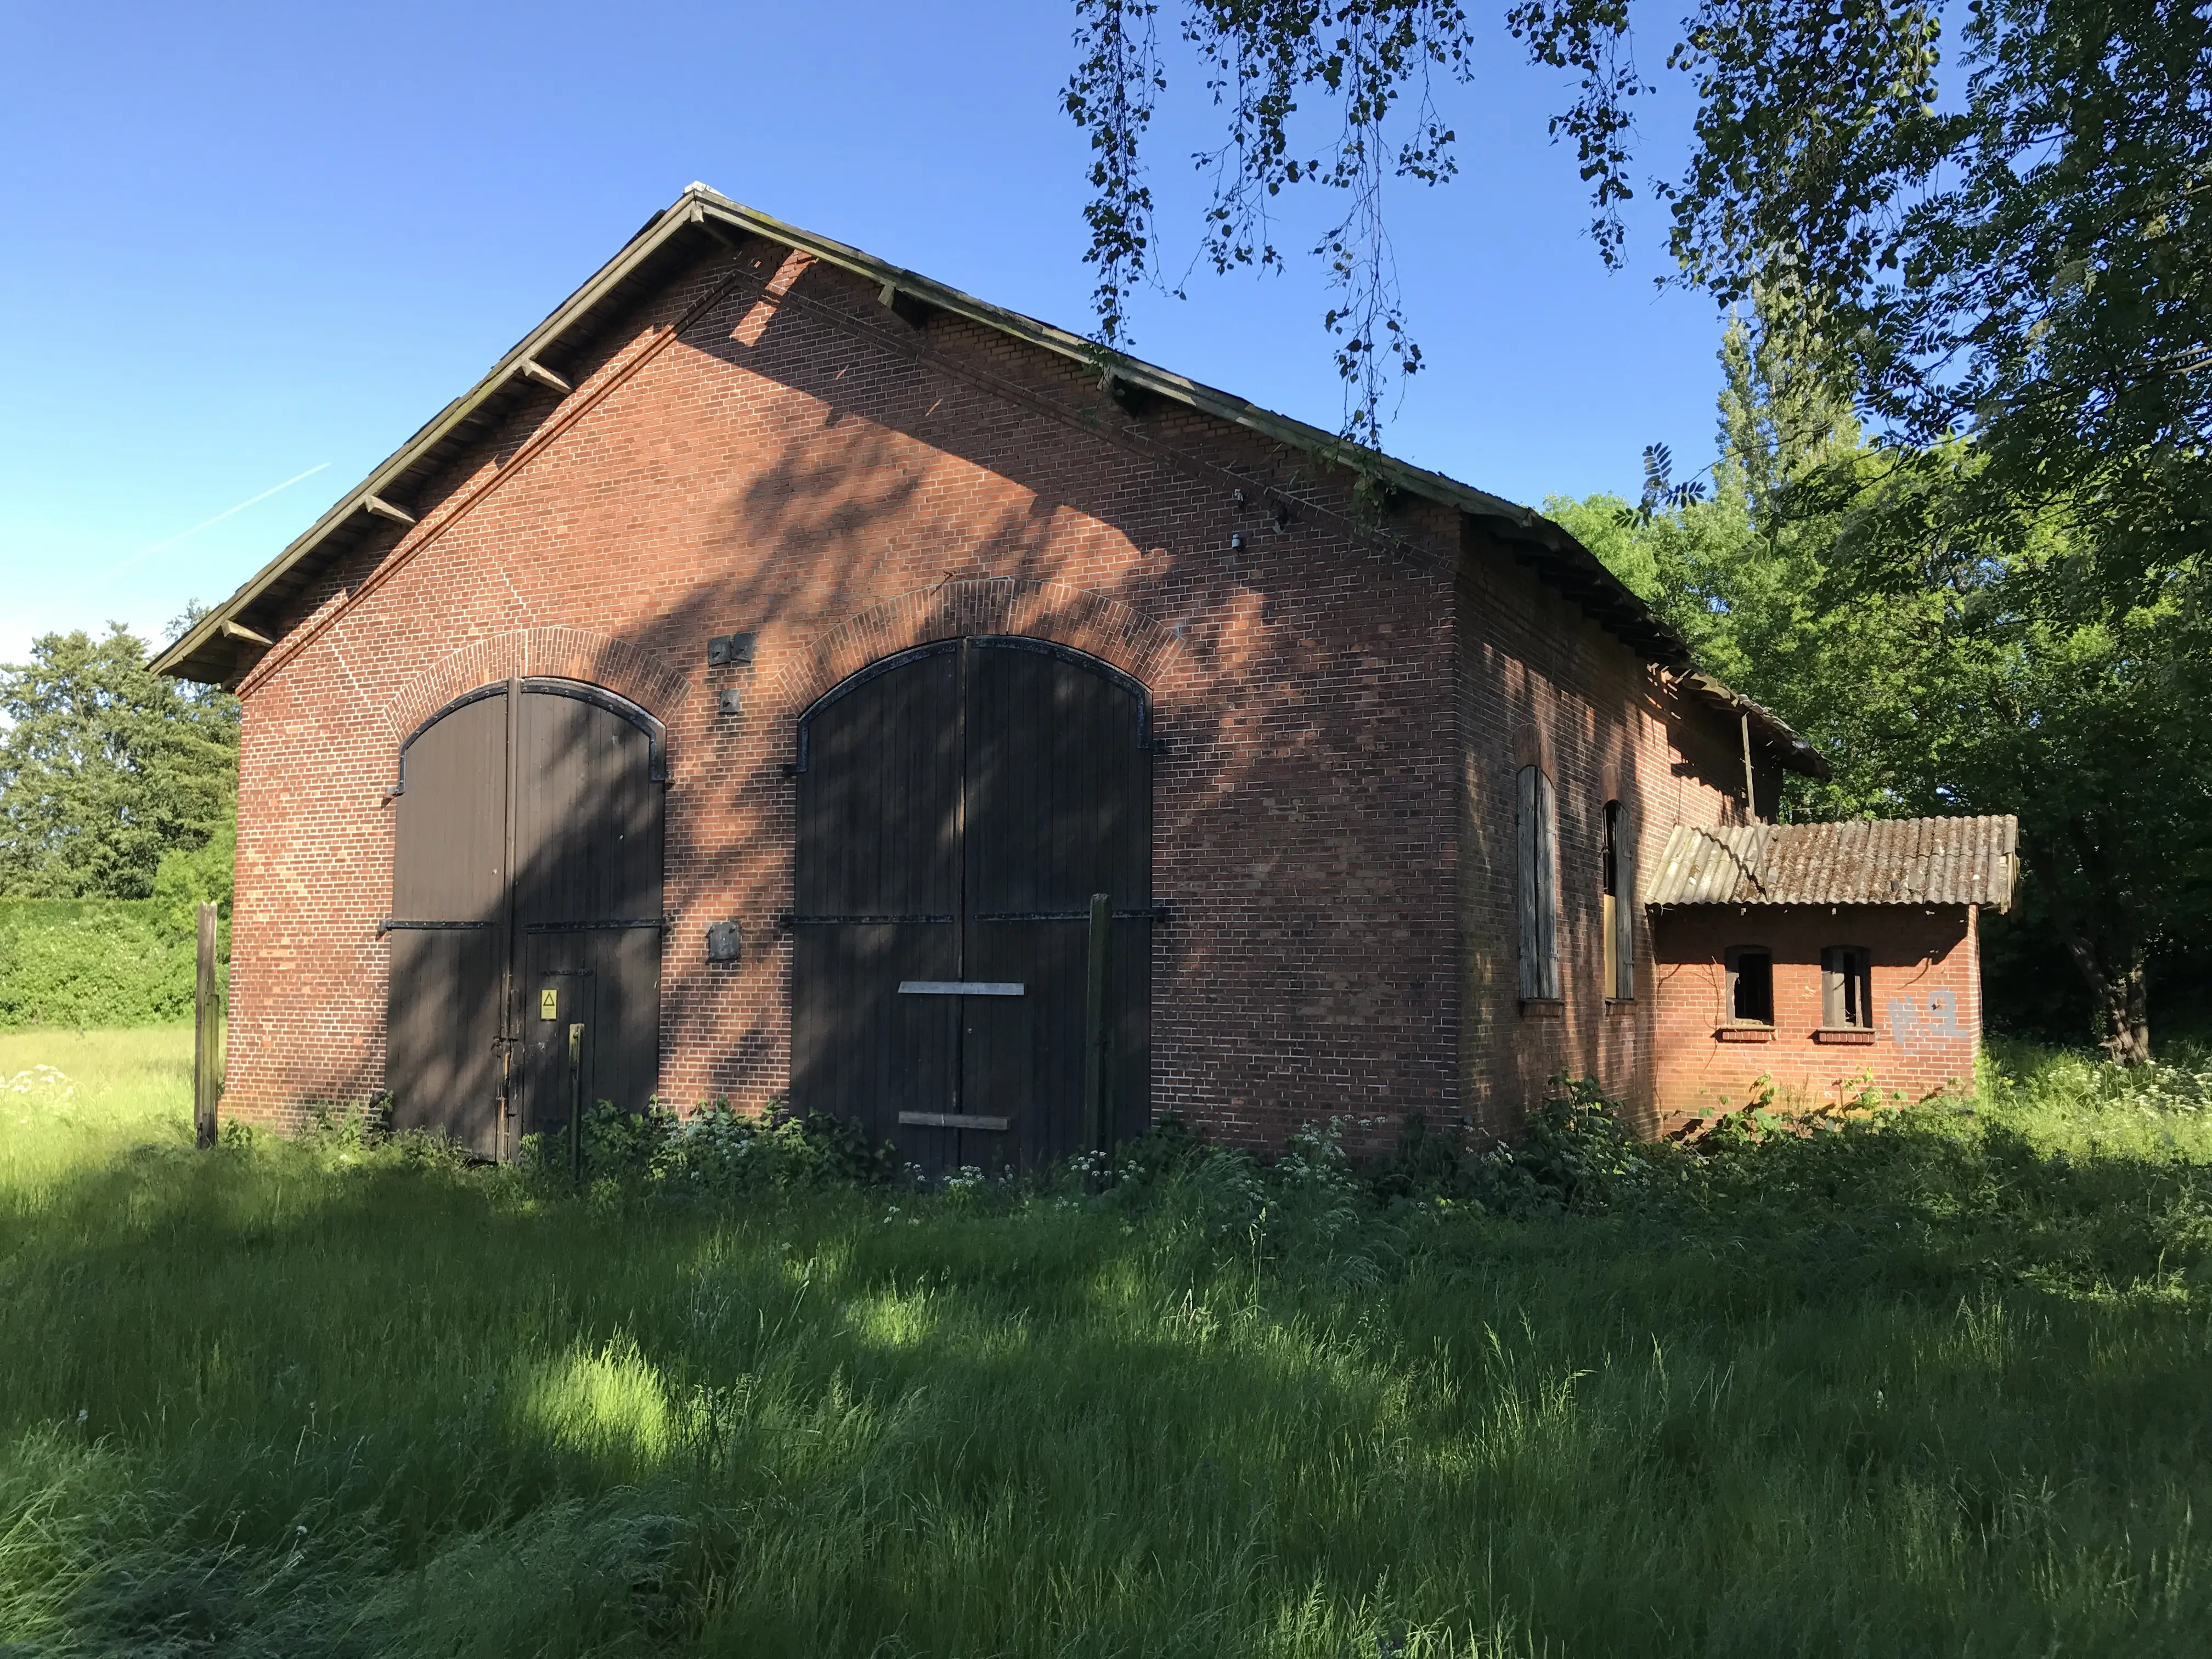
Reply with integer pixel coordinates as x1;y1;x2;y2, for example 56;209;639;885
1726;947;1774;1025
1822;946;1874;1029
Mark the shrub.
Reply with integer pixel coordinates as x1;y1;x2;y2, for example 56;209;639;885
1365;1076;1651;1217
1504;1074;1650;1211
0;900;213;1029
520;1098;898;1195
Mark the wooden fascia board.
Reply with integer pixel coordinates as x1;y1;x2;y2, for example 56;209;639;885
149;176;1825;792
1680;672;1832;780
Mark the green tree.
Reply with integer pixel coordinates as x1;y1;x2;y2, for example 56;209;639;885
1068;0;2211;611
1900;498;2212;1063
1552;297;1953;819
0;626;240;900
1565;304;2212;1062
1516;0;2212;614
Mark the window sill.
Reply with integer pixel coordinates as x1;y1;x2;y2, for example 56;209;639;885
1715;1024;1774;1042
1520;998;1566;1019
1813;1027;1878;1045
1605;998;1637;1016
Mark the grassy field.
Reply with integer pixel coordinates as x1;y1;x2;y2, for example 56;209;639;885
4;1029;2212;1656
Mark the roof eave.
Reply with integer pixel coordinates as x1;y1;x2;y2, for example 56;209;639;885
151;194;701;684
149;183;1825;775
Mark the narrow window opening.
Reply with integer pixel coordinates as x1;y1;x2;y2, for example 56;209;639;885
1726;946;1774;1025
1602;801;1633;1001
1822;945;1874;1029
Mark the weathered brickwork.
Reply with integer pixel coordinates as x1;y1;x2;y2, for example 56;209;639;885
1647;905;1981;1122
216;225;1849;1148
1449;542;1776;1136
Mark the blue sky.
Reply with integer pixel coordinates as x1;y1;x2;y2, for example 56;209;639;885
0;1;1733;669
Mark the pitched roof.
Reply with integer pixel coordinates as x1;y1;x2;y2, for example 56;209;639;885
149;184;1826;778
1643;816;2019;909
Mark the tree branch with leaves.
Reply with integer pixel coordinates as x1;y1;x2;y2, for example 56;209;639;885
1066;1;1479;445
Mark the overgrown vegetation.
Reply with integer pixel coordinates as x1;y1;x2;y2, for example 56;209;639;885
1550;285;2212;1060
0;901;221;1030
7;1026;2212;1654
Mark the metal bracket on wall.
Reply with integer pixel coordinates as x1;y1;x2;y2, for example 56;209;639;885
970;906;1170;924
521;916;673;933
707;633;757;668
375;917;492;938
783;912;954;928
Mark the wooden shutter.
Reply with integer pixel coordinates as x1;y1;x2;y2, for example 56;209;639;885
1536;771;1559;998
1822;946;1870;1028
1517;766;1540;999
1612;813;1636;1000
1517;766;1559;1001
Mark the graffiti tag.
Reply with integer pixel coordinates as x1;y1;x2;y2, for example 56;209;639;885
1887;988;1960;1044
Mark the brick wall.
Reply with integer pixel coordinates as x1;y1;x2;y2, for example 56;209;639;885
1451;537;1764;1136
219;228;1763;1148
1647;904;1981;1123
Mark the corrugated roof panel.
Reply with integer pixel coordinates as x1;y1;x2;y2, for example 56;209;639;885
1642;816;2018;909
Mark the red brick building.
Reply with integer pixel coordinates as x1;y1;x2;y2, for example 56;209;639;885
155;185;2005;1163
1643;819;2017;1123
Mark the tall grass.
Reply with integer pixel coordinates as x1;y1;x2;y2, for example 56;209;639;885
3;1029;2212;1655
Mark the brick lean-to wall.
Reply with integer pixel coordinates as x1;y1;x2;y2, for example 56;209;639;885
1647;905;1981;1122
221;231;1766;1145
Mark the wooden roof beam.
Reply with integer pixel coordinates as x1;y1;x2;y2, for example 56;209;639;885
362;494;416;527
517;359;572;395
877;282;940;330
1102;370;1158;417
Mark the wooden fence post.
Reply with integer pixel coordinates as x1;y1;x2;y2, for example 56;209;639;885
194;901;220;1149
568;1022;585;1187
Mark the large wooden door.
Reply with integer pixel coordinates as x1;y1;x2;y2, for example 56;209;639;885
386;679;664;1156
791;637;1152;1174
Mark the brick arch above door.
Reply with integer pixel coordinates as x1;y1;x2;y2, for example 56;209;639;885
776;578;1187;714
381;627;691;749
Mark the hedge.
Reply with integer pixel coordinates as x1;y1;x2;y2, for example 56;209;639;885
0;900;227;1029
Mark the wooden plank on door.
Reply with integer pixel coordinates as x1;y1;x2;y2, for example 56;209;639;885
791;644;961;1161
513;684;664;1126
388;690;509;1154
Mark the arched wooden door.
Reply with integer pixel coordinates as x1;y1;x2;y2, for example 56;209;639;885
790;637;1152;1174
385;678;664;1157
